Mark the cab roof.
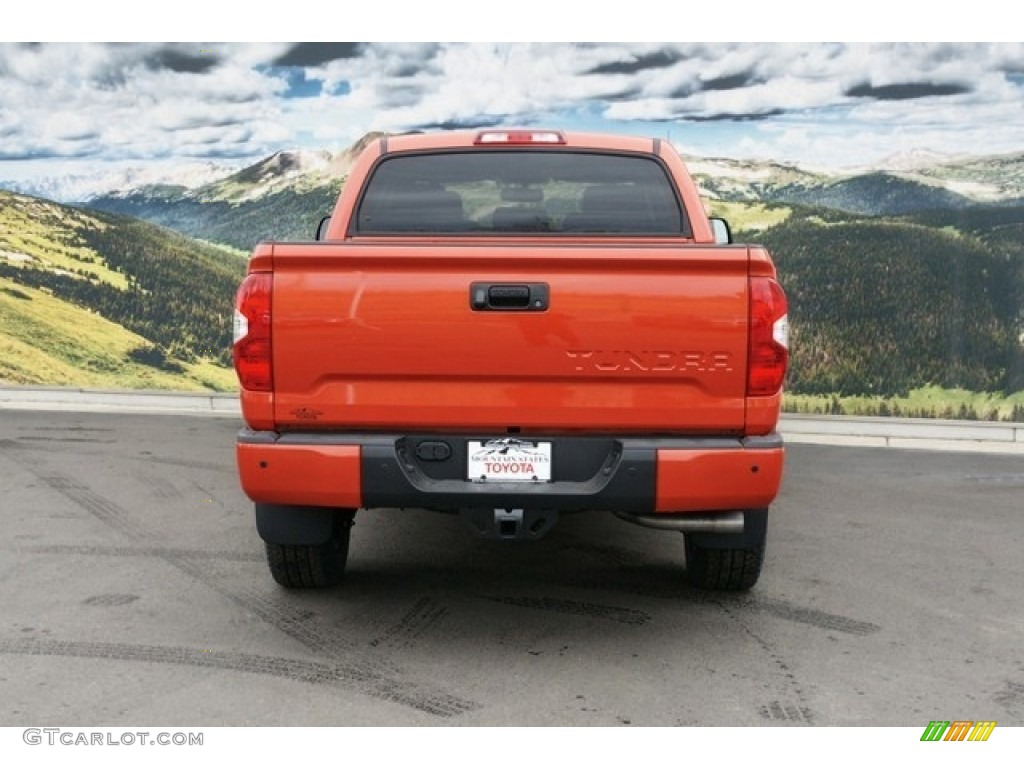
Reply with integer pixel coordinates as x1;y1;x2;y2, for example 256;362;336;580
382;130;663;156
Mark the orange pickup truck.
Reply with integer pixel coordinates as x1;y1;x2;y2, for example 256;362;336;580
232;129;788;591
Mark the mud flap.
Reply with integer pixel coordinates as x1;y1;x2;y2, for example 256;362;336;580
255;503;339;546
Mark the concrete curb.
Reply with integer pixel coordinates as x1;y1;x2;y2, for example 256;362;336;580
0;386;238;416
780;413;1024;455
1;386;1022;455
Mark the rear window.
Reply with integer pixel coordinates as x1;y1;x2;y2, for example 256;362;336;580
353;150;686;236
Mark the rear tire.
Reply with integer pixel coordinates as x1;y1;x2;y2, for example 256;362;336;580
265;510;354;588
685;508;767;591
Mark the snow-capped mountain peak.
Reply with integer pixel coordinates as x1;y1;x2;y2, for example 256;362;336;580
0;161;240;203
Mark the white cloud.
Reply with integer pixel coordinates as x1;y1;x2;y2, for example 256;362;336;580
0;42;1022;174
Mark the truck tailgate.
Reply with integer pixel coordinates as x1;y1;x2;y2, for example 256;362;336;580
269;243;750;434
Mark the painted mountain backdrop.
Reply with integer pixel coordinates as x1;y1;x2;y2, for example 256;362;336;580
76;144;1024;249
0;190;242;390
2;134;1023;417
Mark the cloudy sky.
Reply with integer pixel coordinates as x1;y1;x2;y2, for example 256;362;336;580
1;42;1023;185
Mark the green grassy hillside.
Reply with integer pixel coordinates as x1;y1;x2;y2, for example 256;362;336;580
0;277;235;390
0;190;244;390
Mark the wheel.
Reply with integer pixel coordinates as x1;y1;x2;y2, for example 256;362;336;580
684;508;767;591
265;510;354;588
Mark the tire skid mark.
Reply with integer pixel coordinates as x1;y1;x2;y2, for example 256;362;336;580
482;595;651;626
713;599;816;724
994;680;1024;713
370;597;449;650
162;554;476;717
759;700;813;723
168;555;354;658
15;436;116;444
567;574;881;639
30;469;358;658
131;454;229;473
83;594;139;607
752;598;881;636
0;638;471;718
13;544;263;562
568;574;880;637
37;475;142;542
23;426;115;433
138;474;183;501
5;455;478;719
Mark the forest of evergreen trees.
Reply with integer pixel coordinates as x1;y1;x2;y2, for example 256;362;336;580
755;206;1024;397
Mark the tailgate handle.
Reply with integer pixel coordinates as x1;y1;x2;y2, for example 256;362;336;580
471;282;549;311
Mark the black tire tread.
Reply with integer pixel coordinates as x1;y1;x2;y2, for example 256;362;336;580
686;540;764;591
265;514;352;589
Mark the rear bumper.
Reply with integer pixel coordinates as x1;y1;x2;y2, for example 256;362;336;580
237;431;784;514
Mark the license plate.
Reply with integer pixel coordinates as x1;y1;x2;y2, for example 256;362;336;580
467;439;552;482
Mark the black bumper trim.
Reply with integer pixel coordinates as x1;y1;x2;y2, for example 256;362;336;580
237;430;783;515
363;440;656;513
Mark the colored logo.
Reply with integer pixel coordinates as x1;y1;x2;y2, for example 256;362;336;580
920;721;996;742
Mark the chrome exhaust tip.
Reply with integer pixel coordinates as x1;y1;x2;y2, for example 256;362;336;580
613;510;744;534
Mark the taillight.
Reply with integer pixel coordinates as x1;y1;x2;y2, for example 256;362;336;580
233;273;272;392
747;277;789;396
